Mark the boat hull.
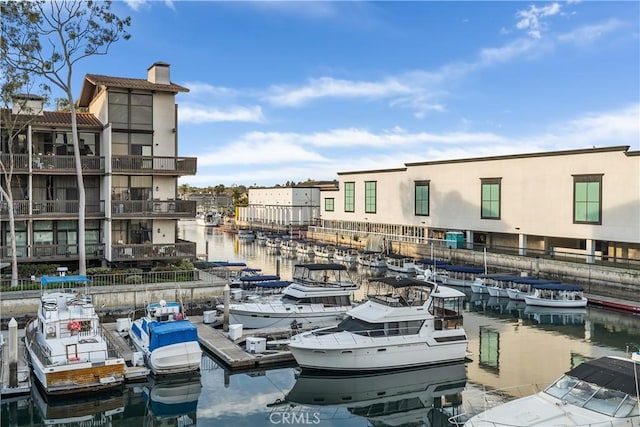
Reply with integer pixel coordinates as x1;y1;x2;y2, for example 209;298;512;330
523;295;588;308
228;306;347;329
147;342;202;376
289;332;468;372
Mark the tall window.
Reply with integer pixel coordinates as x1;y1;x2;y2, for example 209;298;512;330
108;92;153;131
365;181;376;214
344;182;355;213
415;180;430;216
324;198;334;212
574;174;602;224
481;178;501;219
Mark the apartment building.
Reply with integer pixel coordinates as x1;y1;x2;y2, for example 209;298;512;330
239;187;322;230
317;146;640;264
0;62;198;268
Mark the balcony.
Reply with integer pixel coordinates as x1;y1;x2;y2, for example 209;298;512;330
1;200;105;219
112;156;197;176
111;200;196;219
0;154;103;174
110;242;197;262
0;243;105;262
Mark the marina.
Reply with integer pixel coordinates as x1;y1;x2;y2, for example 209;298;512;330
1;223;639;425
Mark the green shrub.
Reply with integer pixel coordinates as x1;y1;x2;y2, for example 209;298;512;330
125;275;143;284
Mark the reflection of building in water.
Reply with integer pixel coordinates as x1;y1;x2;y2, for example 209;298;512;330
31;385;125;425
284;362;467;426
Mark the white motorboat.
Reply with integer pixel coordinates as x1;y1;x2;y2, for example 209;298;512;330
313;243;335;258
461;354;640;427
219;263;358;330
237;228;256;242
280;239;298;256
384;254;417;274
356;251;387;268
296;241;316;256
285;362;467;425
469;277;488;294
196;210;222;227
25;275;126;397
434;264;486;288
129;300;202;376
333;246;358;264
288;276;469;371
524;283;588;308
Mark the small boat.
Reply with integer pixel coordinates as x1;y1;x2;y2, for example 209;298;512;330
264;236;281;251
523;282;588;308
295;240;315;256
332;246;358;264
313;242;335;258
288;276;469;372
285;362;467;425
237;228;256;242
469;277;488;294
384;253;417;274
129;300;202;376
219;263;358;330
230;268;281;289
504;277;562;301
196;210;222;227
433;264;485;288
279;238;298;256
461;354;640;427
24;275;126;397
356;250;387;268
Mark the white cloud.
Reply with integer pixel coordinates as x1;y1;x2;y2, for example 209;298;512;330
124;0;174;11
180;105;265;124
557;19;623;46
515;3;562;39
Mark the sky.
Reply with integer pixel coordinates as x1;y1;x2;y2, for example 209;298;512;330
66;1;640;187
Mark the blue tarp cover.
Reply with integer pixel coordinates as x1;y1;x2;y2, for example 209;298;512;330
41;275;91;285
148;320;198;352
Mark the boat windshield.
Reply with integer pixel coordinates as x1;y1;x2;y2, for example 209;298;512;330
545;374;639;418
321;316;424;337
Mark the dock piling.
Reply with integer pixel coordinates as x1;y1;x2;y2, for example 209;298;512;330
8;318;17;388
223;284;230;332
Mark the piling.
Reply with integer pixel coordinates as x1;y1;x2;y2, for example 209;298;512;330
8;318;17;388
223;284;230;332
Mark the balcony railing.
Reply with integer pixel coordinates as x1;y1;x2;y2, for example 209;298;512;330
111;200;196;218
112;156;197;176
110;242;197;261
0;154;104;173
1;200;104;218
0;243;104;261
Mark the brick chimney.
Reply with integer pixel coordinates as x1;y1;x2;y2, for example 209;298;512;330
147;62;170;85
11;94;44;115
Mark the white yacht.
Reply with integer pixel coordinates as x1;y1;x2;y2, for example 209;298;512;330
524;282;588;308
219;263;359;330
384;253;417;274
462;354;640;427
25;275;126;397
333;246;358;264
288;276;469;371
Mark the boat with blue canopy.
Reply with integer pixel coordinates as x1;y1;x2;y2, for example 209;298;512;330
523;282;588;308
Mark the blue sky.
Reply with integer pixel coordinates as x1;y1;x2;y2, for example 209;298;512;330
72;1;638;187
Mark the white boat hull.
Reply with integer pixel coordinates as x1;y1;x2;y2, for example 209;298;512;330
289;330;468;371
523;295;588;308
228;304;348;329
487;286;509;298
147;342;202;375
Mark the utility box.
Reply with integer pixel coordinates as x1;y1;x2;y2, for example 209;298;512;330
228;324;243;341
116;318;131;332
246;337;267;354
203;310;216;324
445;231;465;249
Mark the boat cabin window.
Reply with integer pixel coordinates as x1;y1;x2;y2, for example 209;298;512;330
430;297;463;330
281;295;351;307
333;316;424;337
545;375;638;417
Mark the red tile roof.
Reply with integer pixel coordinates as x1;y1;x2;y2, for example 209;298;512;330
78;73;189;107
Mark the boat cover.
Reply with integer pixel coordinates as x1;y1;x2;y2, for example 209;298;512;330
253;280;292;288
148;320;198;352
193;261;247;269
437;264;485;273
240;275;281;282
566;356;640;396
368;276;436;289
40;275;91;285
294;263;347;271
531;283;584;291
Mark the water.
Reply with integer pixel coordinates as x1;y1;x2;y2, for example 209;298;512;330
2;220;639;427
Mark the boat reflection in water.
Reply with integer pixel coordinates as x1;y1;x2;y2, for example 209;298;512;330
142;376;202;427
284;362;468;426
31;385;124;425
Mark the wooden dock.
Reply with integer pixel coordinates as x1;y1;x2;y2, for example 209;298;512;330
102;322;150;381
0;330;31;399
190;315;296;370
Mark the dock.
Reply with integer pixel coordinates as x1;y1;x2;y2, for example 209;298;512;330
190;315;296;370
101;322;150;381
0;330;31;399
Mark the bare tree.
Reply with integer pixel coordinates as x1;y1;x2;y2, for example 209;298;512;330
1;0;130;275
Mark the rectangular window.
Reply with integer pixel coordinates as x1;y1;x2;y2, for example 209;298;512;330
573;174;602;224
365;181;376;214
109;91;153;131
415;180;430;216
344;182;355;213
481;178;501;219
324;198;334;212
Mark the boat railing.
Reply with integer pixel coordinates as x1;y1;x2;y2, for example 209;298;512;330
311;325;424;341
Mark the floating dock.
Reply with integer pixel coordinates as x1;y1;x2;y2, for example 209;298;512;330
101;323;150;381
0;330;31;399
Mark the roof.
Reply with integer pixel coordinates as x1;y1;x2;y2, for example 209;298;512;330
2;110;102;128
567;356;640;396
41;275;91;285
78;73;189;107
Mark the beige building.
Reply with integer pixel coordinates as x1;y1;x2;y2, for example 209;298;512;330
0;62;198;268
317;146;639;264
240;187;321;229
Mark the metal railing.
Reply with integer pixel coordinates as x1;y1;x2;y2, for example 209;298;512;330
111;155;197;175
0;153;104;172
111;199;196;217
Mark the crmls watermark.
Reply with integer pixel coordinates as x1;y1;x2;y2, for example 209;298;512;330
269;411;321;425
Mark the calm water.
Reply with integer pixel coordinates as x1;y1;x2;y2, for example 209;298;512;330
2;220;639;427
